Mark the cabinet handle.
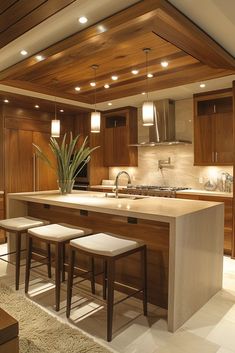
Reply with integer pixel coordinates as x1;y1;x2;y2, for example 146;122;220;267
213;104;216;113
33;154;36;191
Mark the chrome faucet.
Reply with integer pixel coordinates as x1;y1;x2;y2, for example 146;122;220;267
114;171;131;198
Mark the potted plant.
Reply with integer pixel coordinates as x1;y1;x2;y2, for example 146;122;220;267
33;133;98;194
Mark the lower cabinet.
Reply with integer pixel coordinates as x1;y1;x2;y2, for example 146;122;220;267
176;193;233;255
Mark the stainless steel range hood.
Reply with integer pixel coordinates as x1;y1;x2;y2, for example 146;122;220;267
130;99;192;146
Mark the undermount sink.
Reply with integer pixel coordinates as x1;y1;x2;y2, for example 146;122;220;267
104;193;147;200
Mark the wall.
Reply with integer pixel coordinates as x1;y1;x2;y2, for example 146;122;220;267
109;98;233;189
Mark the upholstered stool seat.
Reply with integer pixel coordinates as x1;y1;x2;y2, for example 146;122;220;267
25;223;92;311
67;232;147;342
28;223;91;242
70;232;139;256
0;216;48;290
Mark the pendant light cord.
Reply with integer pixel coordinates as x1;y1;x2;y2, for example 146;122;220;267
145;49;149;101
92;65;98;112
54;98;57;120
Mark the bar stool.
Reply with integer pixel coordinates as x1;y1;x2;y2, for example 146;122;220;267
25;223;92;311
66;232;147;342
0;216;48;290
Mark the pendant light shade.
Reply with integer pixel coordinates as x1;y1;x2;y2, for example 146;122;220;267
90;64;100;133
91;111;101;133
51;119;60;137
142;48;154;126
142;101;154;126
51;99;60;138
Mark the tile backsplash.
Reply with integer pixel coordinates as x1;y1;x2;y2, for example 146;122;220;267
109;98;233;189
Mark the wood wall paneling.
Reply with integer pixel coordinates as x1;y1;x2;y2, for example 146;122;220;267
232;80;235;258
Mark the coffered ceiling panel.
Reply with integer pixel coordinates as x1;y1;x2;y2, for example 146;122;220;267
0;0;235;104
0;0;76;48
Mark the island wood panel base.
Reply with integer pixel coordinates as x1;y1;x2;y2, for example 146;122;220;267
28;202;169;309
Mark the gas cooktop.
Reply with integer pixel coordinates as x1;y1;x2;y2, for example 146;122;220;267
126;185;191;191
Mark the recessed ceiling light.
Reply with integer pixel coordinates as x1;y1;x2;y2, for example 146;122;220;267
78;16;88;24
75;86;81;91
200;83;206;88
108;102;112;106
90;82;96;87
161;61;169;68
147;73;153;78
35;55;44;61
34;105;39;109
131;69;139;75
111;75;118;81
104;84;110;89
60;109;64;113
3;99;9;103
141;92;146;95
20;49;28;56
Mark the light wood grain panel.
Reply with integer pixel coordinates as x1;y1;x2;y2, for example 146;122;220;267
28;202;170;308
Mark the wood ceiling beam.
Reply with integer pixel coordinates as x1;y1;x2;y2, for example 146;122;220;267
152;0;235;70
93;64;235;103
0;80;93;104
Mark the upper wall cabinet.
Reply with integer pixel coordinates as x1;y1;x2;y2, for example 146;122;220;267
103;107;138;167
194;89;233;166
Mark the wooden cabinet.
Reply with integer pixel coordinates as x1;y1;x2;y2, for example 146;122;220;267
176;192;233;255
5;129;57;193
194;89;233;165
103;107;138;166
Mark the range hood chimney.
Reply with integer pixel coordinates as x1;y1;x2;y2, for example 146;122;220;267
130;99;192;146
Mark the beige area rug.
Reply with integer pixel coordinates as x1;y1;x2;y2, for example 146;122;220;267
0;283;112;353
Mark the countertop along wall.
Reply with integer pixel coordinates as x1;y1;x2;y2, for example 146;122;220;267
109;98;233;189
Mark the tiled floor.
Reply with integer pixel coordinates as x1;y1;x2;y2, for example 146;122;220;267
1;243;235;353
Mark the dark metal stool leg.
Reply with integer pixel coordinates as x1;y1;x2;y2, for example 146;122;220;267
66;247;75;318
90;257;95;294
55;243;61;311
47;243;52;278
107;259;115;342
25;235;32;293
103;260;107;300
141;246;148;316
15;232;21;290
61;243;66;282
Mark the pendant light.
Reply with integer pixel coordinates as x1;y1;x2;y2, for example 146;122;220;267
142;48;154;126
51;99;60;138
91;64;101;133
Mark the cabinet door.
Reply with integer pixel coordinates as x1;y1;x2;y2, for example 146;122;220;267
33;132;57;191
5;129;33;192
214;112;233;164
113;125;129;165
194;115;214;165
104;126;115;166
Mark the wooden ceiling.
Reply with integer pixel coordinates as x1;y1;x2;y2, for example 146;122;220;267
0;0;76;49
0;0;235;104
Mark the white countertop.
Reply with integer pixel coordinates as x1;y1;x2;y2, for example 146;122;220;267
8;190;222;223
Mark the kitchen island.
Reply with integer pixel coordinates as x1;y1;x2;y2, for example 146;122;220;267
7;190;224;332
